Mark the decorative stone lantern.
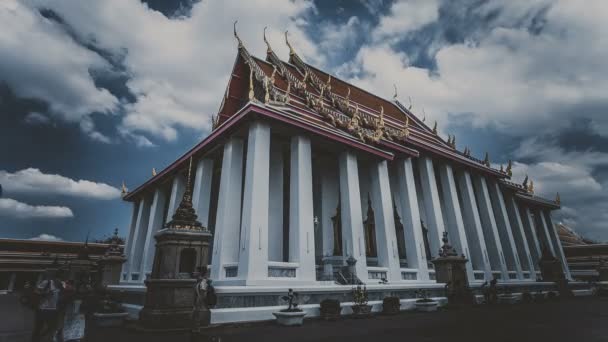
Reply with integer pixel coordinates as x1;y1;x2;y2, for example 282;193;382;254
139;157;213;330
99;228;126;287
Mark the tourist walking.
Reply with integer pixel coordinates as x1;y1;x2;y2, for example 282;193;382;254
31;270;64;342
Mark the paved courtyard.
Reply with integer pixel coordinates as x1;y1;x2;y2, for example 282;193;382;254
84;297;607;342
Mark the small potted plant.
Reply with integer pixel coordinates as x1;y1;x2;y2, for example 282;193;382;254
273;289;306;326
382;296;401;315
319;299;341;320
415;290;438;312
91;291;128;327
351;285;372;318
497;287;518;304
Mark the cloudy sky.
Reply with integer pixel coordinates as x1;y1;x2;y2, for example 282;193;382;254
1;0;607;242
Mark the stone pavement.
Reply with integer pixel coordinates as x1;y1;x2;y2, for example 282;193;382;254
86;297;607;342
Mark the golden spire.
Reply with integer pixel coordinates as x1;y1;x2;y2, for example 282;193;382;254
248;68;254;100
483;152;490;167
528;180;534;194
152;168;157;176
233;21;243;48
121;181;128;196
285;30;295;55
506;160;513;177
263;26;272;54
555;192;561;205
432;120;437;134
393;84;398;100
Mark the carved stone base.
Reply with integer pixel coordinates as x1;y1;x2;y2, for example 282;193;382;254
139;278;209;330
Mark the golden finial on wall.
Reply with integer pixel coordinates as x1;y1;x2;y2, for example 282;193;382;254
121;181;128;196
499;164;504;173
522;174;528;188
483;152;490;167
263;26;272;53
506;160;513;177
248;68;254;100
528;180;534;194
393;84;398;100
432;120;437;134
408;96;413;110
152;168;157;176
233;21;243;48
285;30;295;55
555;192;561;205
422;108;426;122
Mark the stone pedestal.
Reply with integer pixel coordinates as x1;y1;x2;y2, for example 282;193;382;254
431;232;474;305
99;229;126;287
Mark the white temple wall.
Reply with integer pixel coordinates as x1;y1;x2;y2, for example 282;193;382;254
122;201;140;281
319;157;340;258
192;158;214;228
140;187;168;278
128;195;152;281
520;205;542;271
166;174;186;224
504;193;535;277
543;210;572;280
416;156;445;258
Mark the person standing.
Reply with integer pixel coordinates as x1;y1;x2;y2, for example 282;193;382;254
31;270;63;342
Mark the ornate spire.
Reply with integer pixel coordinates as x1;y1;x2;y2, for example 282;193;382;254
165;157;203;231
121;181;128;196
438;231;458;257
152;168;157;176
233;21;243;48
555;192;561;205
506;160;513;177
483;152;490;167
263;26;272;54
285;30;295;55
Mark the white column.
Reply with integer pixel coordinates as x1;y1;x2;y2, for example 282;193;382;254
488;180;524;280
121;201;140;281
505;194;535;279
369;160;401;282
238;121;271;284
320;161;340;257
210;137;244;281
339;150;368;281
192;158;214;227
536;208;556;256
268;143;284;262
417;156;445;257
544;210;572;280
166;175;186;223
521;206;542;269
438;164;475;283
456;170;492;281
289;135;316;281
128;196;151;281
473;176;509;280
140;187;168;278
394;158;429;281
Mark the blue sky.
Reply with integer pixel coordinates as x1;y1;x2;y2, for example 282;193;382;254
1;0;607;242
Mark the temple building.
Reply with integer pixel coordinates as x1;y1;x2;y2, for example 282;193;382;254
113;27;573;323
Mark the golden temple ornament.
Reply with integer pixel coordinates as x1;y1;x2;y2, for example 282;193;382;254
285;30;295;55
393;84;398;100
152;168;157;176
483;152;490;167
555;192;561;205
432;121;437;134
248;68;254;100
528;180;534;194
121;181;128;196
233;21;243;48
506;160;513;177
263;26;272;53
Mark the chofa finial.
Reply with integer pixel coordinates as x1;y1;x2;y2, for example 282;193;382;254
285;30;295;55
432;120;437;134
506;160;513;177
121;181;128;196
233;21;243;48
483;152;490;167
555;192;560;205
263;26;272;53
152;168;157;176
393;84;398;100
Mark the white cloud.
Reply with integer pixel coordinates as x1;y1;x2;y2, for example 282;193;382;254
30;233;63;241
372;0;439;41
0;1;119;122
0;168;121;200
341;0;608;138
0;198;73;219
12;0;319;144
24;112;50;125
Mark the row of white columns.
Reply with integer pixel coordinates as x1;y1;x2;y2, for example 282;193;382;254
123;119;570;284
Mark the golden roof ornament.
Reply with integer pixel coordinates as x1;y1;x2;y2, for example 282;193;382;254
263;26;272;54
152;168;157;176
432;120;437;134
393;84;398;100
248;68;254;100
522;174;529;188
378;105;385;128
408;96;413;110
285;30;295;56
483;152;490;167
452;135;456;148
233;21;243;48
121;181;128;196
326;74;332;92
555;192;561;205
528;180;534;194
422;108;426;122
499;164;504;173
506;160;513;177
